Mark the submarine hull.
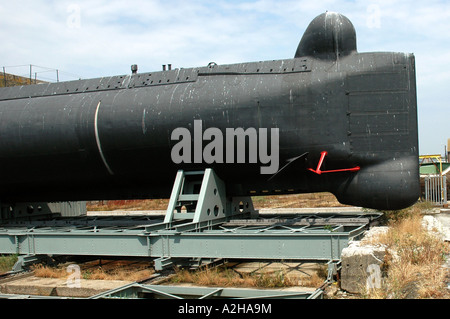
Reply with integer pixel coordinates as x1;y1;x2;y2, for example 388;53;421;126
0;13;419;210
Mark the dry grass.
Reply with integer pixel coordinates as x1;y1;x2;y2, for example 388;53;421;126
87;193;348;211
361;205;450;299
0;255;18;274
168;265;299;289
32;264;68;278
31;260;154;282
87;199;169;211
379;200;436;223
300;272;327;288
252;193;348;209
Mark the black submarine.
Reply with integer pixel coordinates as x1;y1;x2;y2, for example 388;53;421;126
0;12;419;211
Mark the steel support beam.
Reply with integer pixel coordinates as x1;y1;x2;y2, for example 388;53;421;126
0;222;372;271
90;283;321;299
0;169;379;272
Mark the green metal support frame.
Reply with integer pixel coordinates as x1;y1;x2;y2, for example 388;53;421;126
0;169;377;272
89;282;322;299
0;220;365;269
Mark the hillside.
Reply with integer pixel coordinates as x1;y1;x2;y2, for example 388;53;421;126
0;72;46;87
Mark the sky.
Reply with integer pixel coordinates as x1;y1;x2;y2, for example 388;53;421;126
1;0;449;156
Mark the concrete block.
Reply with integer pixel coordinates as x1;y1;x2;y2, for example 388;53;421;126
0;276;132;298
340;227;387;294
425;213;450;242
